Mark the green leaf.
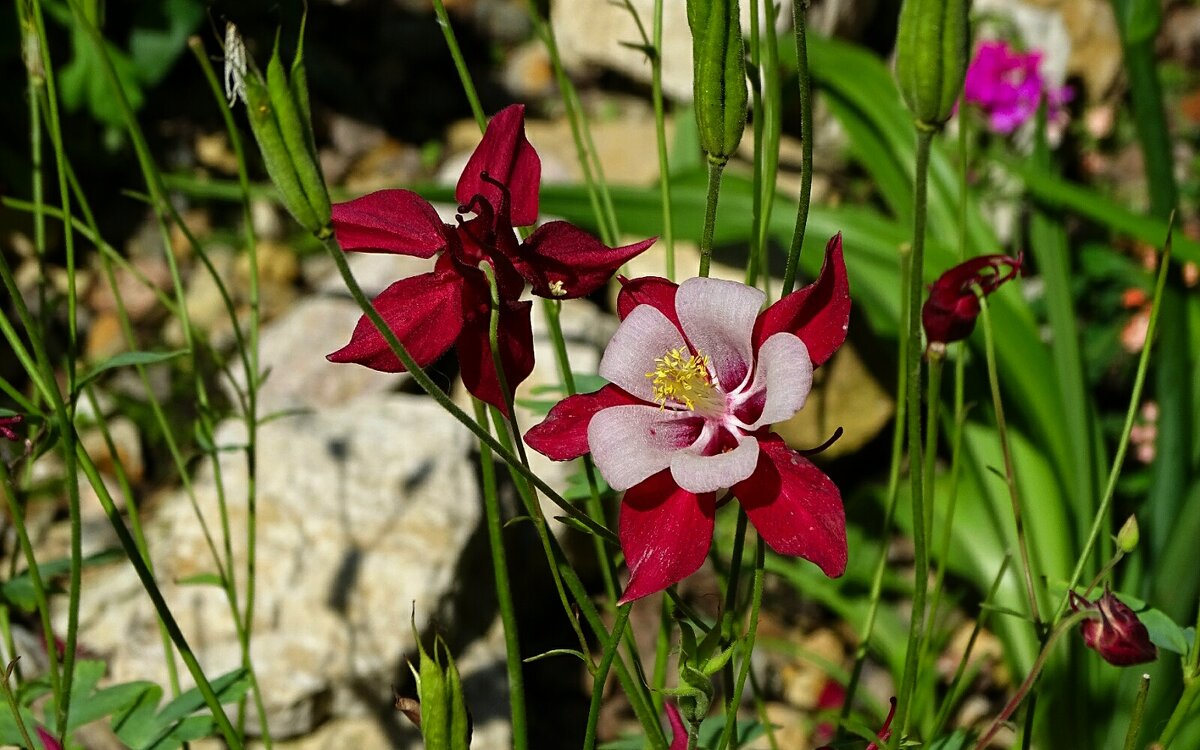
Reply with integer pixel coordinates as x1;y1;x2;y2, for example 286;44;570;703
174;572;224;588
128;0;205;86
1139;608;1193;655
1;549;123;612
59;29;145;126
523;648;590;664
78;349;189;390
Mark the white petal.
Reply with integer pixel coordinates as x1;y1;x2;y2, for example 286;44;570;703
599;305;687;403
676;278;765;391
746;333;813;429
671;430;760;493
588;405;702;491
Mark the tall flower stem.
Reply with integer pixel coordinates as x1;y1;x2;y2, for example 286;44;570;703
894;126;934;743
582;604;632;750
1124;674;1152;750
698;159;726;278
972;611;1092;749
0;660;35;750
473;399;529;750
718;537;767;750
718;510;750;721
1055;229;1172;620
978;292;1042;629
839;242;911;737
431;0;486;130
651;0;676;279
781;0;814;296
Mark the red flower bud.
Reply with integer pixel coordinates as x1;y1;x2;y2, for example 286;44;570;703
921;253;1022;345
1069;587;1158;666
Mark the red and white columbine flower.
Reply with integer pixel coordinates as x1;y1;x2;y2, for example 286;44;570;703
526;235;851;602
328;104;654;411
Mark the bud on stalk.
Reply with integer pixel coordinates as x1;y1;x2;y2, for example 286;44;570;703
227;22;332;236
687;0;748;164
894;0;970;129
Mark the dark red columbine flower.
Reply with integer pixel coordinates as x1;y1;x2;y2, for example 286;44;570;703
327;104;655;412
525;235;851;603
0;414;22;442
1069;586;1158;666
921;253;1022;347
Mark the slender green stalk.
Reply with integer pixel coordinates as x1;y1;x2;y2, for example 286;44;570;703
1158;677;1200;748
431;0;485;129
650;0;675;280
187;37;270;744
698;160;725;278
894;127;934;745
781;0;813;296
73;445;245;748
746;0;765;289
839;243;911;735
1054;234;1172;621
718;537;766;750
932;555;1011;736
1;659;35;750
1124;674;1152;750
977;294;1042;628
973;611;1092;749
719;510;750;722
526;2;621;244
651;593;674;717
474;401;529;749
0;463;60;703
583;605;632;750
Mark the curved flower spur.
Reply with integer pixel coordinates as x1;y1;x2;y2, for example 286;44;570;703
326;104;656;411
526;234;852;602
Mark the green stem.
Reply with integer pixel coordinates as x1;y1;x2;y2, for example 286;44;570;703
932;555;1011;735
0;659;35;750
583;605;632;750
973;611;1093;749
718;537;766;750
1124;673;1151;750
1158;676;1200;748
1054;233;1172;622
839;243;911;735
719;510;749;720
978;294;1042;629
698;159;725;278
781;0;813;296
650;0;675;280
474;400;529;749
894;128;933;744
431;0;485;129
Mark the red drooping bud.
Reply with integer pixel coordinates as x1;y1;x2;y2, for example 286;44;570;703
1070;587;1159;666
921;253;1023;346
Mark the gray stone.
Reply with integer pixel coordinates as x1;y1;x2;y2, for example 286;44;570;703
55;395;483;739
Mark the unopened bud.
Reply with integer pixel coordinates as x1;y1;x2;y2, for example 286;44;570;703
686;0;748;163
1070;587;1158;666
1117;515;1140;553
894;0;970;129
227;21;331;236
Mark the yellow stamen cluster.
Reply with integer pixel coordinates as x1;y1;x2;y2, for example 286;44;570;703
646;347;714;410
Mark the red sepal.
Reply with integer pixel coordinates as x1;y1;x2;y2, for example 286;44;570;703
752;233;850;367
618;470;715;604
733;434;847;577
524;385;644;460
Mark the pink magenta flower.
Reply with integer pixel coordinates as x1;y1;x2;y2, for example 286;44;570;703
963;40;1072;134
328;104;655;411
1070;587;1158;666
526;235;851;602
921;253;1022;347
665;702;687;750
0;413;22;442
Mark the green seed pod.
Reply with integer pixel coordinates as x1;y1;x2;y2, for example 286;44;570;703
242;67;322;233
410;618;472;749
687;0;748;163
894;0;970;129
267;31;331;229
